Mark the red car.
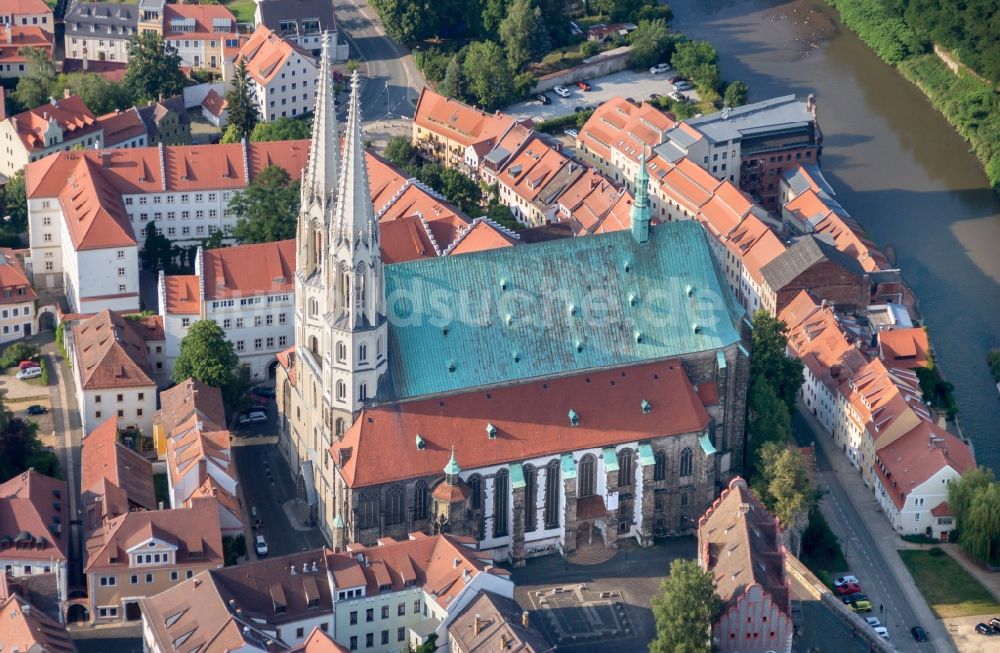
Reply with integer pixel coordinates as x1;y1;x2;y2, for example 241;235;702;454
18;360;40;370
836;582;861;596
576;81;592;91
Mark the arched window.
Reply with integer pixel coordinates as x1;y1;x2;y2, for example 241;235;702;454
358;344;367;362
493;469;509;537
384;486;405;525
359;383;368;401
654;450;667;481
617;449;634;488
680;447;694;477
376;336;383;359
413;480;430;521
335;418;345;438
468;474;482;510
544;460;560;529
309;298;318;317
356;489;379;530
578;454;596;498
340;270;351;309
336;380;346;401
309;336;319;357
523;465;537;533
336;341;346;362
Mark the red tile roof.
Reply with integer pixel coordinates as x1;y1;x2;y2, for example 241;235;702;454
698;477;790;616
0;248;36;304
333;360;710;487
0;0;52;15
0;593;77;653
200;89;228;119
97;108;146;146
931;501;951;517
291;628;350;653
163;4;236;40
446;218;519;256
0;470;69;562
81;417;156;513
163;275;200;315
9;94;99;152
0;25;52;63
158;378;227;436
238;25;313;86
414;88;517;149
202;239;295;300
878;327;930;369
780;291;868;395
59;156;136;251
873;421;975;510
578;97;675;164
379;215;439;263
72;309;155;390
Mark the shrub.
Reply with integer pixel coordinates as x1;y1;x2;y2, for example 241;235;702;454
0;342;39;369
534;112;585;134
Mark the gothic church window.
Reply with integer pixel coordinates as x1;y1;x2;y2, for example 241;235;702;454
523;465;537;533
356;489;379;530
384;486;404;525
578;454;596;498
468;474;482;510
336;341;346;362
680;448;694;477
654;450;667;481
336;380;346;402
618;449;634;488
544;460;560;529
493;470;509;537
414;481;430;520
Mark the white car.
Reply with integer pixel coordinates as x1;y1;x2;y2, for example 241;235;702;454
673;80;694;91
553;85;571;98
667;91;688;103
563;128;578;138
865;617;881;628
650;63;671;74
255;534;268;557
833;575;860;587
873;626;890;641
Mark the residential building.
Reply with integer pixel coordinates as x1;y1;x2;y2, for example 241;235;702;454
877;327;930;370
84;497;224;624
0;0;54;33
153;378;227;456
159;240;296;380
412;88;519;171
491;134;580;227
698;477;793;653
238;25;318;122
872;420;974;539
254;0;349;59
200;88;228;128
586;22;637;42
0;25;53;78
71;310;160;434
552;167;634;235
0;248;36;341
0;586;76;652
0;470;69;608
575;96;675;185
279;63;747;558
162;3;238;73
81;417;157;527
448;591;553;652
0;93;103;179
97;107;149;149
136;96;191;146
759;233;869;316
64;1;138;64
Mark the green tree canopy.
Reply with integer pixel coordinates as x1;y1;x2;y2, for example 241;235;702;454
724;80;749;107
628;18;672;70
650;559;723;653
250;116;312;142
124;32;184;104
229;166;300;243
949;467;1000;566
12;47;56;111
755;441;814;527
749;309;804;409
172;320;245;411
671;40;721;91
54;72;131;115
2;170;28;234
746;378;792;476
438;55;465;101
499;0;551;71
461;41;516;111
438;167;483;215
226;57;259;141
382;135;419;174
221;123;242;144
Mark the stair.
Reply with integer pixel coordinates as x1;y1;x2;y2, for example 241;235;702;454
567;540;617;565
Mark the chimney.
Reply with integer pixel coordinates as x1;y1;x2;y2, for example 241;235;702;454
473;613;482;636
521;611;529;628
500;634;509;648
311;561;318;572
302;562;308;574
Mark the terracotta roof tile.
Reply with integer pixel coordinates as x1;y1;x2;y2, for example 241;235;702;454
72;309;155;389
10;95;99;152
238;26;314;86
578;97;676;165
0;25;52;63
0;593;76;653
873;421;975;510
0;470;69;562
414;88;517;148
200;89;228;119
202;239;295;300
0;248;35;304
449;591;552;653
81;417;156;512
878;327;930;369
163;4;236;40
446;218;519;256
97;108;146;146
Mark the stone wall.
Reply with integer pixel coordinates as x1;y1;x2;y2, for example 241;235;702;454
531;46;633;94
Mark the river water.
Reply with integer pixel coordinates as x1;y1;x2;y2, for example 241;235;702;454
668;0;1000;469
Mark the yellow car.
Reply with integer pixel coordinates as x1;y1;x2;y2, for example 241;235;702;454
849;599;873;613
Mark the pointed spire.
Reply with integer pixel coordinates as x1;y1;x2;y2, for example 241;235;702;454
303;31;339;210
332;69;377;248
630;147;651;244
443;446;461;479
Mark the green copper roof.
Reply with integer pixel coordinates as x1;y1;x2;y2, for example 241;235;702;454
603;447;619;472
332;513;345;528
639;443;655;466
699;433;717;456
561;453;577;480
509;462;526;489
381;220;742;401
443;447;461;476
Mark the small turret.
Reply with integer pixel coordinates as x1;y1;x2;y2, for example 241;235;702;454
630;149;651;244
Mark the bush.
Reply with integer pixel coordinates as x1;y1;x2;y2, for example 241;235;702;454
534;112;583;134
826;0;924;65
223;534;246;566
801;507;848;578
0;342;39;369
580;41;599;58
902;533;939;544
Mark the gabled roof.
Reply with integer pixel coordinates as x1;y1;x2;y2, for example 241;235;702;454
0;25;53;63
414;88;517;148
256;0;338;36
449;591;553;653
698;478;790;617
290;628;350;653
238;26;315;86
0;470;69;562
0;248;36;304
58;156;136;251
81;417;156;512
163;275;200;315
873;421;975;510
877;327;930;369
0;0;53;15
200;89;228;119
65;2;138;37
336;360;711;487
163;4;236;39
446;218;519;256
202;239;295;300
97;108;146;147
0;593;77;653
578;97;675;163
761;233;866;291
72;310;155;390
9;94;99;152
135;96;190;138
158;379;227;437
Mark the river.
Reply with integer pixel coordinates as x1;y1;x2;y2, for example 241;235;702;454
667;0;1000;469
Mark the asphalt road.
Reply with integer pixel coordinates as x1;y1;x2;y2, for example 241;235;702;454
334;0;426;121
793;409;942;652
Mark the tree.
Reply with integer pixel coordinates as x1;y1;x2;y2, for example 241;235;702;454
461;41;515;111
370;0;429;44
480;0;509;37
671;40;721;91
2;170;28;234
226;57;259;141
250;116;312;142
124;32;184;104
628;19;672;70
724;80;749;108
201;229;226;250
749;309;804;409
382;135;419;174
755;441;813;527
438;167;483;215
438;56;465;100
650;559;722;653
54;73;131;115
745;378;792;475
12;47;56;110
229;165;300;243
141;221;174;272
221;124;242;144
499;0;551;71
949;467;1000;566
172;320;244;409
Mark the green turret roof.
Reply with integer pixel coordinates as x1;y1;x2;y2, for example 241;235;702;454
443;447;461;476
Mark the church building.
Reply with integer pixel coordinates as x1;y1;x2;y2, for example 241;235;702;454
276;35;750;564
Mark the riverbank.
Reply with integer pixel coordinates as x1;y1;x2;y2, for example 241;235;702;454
823;0;1000;193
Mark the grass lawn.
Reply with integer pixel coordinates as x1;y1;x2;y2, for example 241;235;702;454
899;548;1000;618
223;0;256;23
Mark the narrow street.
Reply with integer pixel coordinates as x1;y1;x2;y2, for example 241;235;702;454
793;407;955;653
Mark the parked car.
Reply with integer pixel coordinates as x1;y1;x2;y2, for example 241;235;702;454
673;80;694;91
668;75;684;84
650;63;671;74
849;599;872;613
553;86;571;98
975;623;992;635
873;626;889;640
535;94;551;105
574;105;588;113
26;405;47;415
16;367;42;380
835;582;861;596
668;91;689;103
841;592;868;604
255;534;268;557
576;81;592;91
250;395;269;406
253;386;276;399
910;626;928;642
18;360;39;370
865;617;881;628
238;414;252;425
833;575;860;587
649;93;662;100
248;411;267;423
563;129;578;138
990;618;1000;631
